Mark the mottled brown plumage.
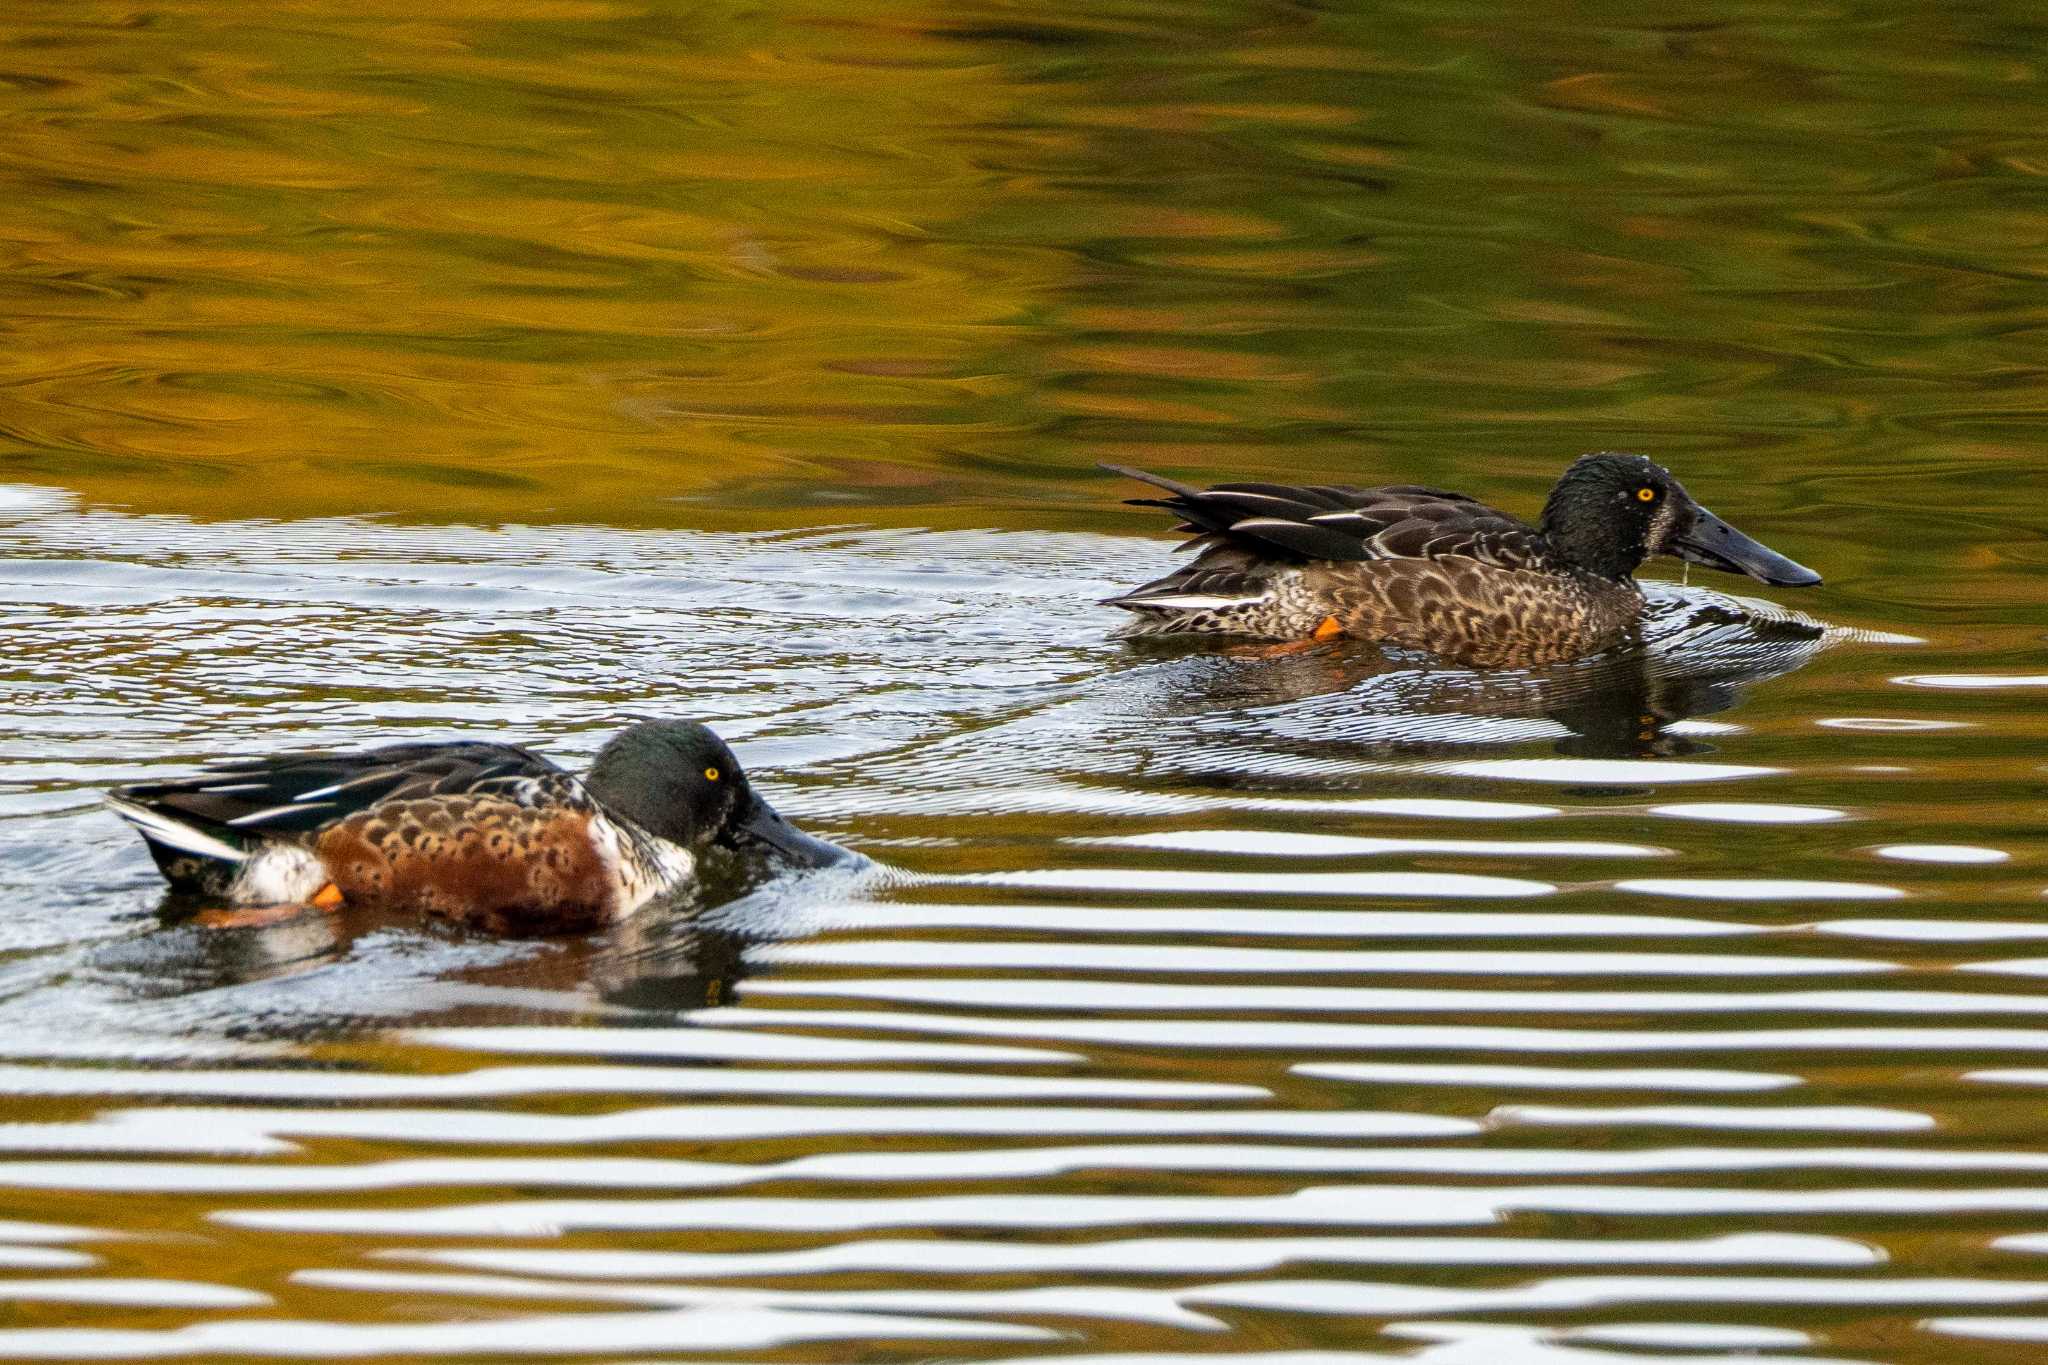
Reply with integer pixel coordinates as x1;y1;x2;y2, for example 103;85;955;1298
107;721;845;932
1102;453;1821;667
1298;558;1643;668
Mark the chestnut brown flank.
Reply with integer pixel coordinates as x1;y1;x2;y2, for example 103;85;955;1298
317;798;614;932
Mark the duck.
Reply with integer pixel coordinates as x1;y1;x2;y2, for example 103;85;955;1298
106;719;844;933
1101;452;1821;667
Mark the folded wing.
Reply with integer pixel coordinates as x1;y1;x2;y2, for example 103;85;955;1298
1101;463;1552;613
107;742;585;889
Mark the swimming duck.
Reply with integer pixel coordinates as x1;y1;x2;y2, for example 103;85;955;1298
107;720;843;932
1102;452;1820;667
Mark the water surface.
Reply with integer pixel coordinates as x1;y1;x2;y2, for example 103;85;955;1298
3;2;2048;1362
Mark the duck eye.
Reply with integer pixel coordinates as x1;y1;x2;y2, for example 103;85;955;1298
703;766;721;782
1636;486;1657;502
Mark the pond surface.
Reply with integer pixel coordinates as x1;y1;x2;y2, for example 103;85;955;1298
4;1;2048;1361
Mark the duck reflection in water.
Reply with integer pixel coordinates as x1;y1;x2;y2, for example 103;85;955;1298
1129;584;1844;762
88;859;811;1029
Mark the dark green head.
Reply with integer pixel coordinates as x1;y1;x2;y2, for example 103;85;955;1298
1539;452;1821;588
583;720;843;867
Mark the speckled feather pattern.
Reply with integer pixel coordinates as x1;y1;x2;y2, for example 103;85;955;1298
1107;470;1651;665
1305;560;1643;666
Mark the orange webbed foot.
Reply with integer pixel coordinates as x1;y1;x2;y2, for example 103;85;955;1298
1225;638;1330;659
192;883;344;929
1227;617;1346;659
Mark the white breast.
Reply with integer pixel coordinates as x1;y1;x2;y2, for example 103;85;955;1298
591;813;696;918
230;845;330;905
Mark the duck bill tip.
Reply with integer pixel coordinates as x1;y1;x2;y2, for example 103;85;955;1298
1674;508;1820;589
732;794;847;869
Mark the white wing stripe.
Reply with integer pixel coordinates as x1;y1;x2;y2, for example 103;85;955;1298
1120;593;1269;610
104;796;247;864
294;770;402;802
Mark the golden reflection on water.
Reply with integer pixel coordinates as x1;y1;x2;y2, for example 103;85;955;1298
5;1;2048;1362
0;0;1083;523
0;0;2035;569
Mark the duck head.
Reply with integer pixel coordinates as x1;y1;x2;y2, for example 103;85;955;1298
1540;452;1821;588
585;720;845;868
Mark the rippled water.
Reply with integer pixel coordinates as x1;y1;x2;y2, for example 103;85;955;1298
6;1;2048;1362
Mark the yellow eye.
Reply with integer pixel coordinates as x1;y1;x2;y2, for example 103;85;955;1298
703;766;721;782
1636;486;1657;502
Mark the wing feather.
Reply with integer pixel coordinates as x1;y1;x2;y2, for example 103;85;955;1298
109;741;583;873
1102;463;1554;578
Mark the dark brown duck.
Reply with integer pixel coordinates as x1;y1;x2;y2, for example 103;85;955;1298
1103;452;1821;667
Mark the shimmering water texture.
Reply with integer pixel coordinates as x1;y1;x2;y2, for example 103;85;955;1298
3;483;2043;1364
8;0;2048;1362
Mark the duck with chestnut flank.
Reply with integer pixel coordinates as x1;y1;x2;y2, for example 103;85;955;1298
1101;452;1821;668
107;720;844;933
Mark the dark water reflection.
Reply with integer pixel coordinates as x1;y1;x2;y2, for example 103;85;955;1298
4;0;2048;1361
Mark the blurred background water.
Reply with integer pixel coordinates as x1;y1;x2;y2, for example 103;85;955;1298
2;1;2047;1360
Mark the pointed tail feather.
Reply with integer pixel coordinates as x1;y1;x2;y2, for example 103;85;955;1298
1098;462;1209;502
105;793;249;872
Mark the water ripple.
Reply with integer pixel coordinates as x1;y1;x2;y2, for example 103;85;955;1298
0;1307;1047;1359
0;1063;1260;1103
382;1231;1877;1279
61;1102;1472;1152
1193;1273;2048;1314
1083;831;1664;858
0;12;2039;1358
973;869;1558;898
699;1008;2048;1054
752;942;1883;976
1299;1062;1802;1093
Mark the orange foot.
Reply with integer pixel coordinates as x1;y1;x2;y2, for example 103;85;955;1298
1227;616;1346;658
193;883;344;929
